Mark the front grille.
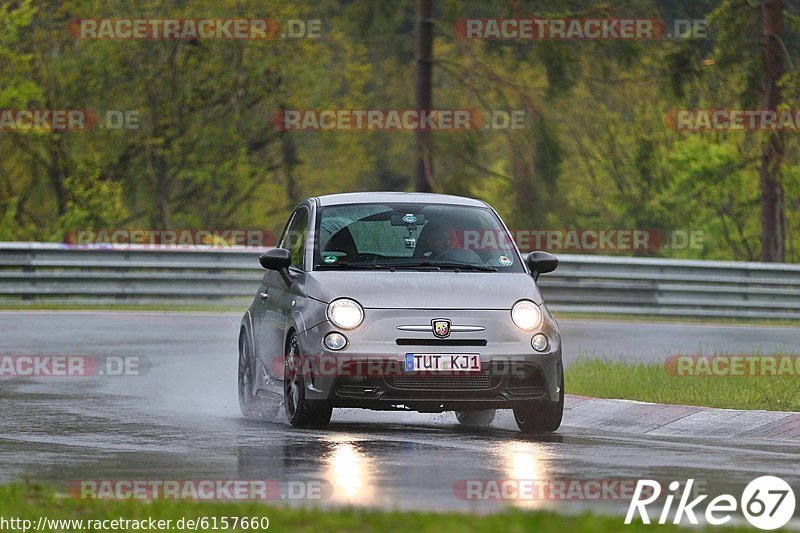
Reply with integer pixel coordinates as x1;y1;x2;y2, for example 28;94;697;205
395;338;487;346
388;370;492;390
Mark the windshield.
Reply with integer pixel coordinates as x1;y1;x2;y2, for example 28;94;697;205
313;203;523;272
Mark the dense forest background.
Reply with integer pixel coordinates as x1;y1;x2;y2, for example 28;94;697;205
2;0;799;261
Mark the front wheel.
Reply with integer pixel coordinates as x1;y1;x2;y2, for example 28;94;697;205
455;409;496;428
513;371;564;433
284;335;333;428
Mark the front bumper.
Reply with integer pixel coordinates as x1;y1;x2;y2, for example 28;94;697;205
296;308;562;412
328;360;558;412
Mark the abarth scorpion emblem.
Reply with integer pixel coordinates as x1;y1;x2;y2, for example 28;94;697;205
432;319;451;338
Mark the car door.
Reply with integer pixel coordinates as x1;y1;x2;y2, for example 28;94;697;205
260;206;310;392
250;215;292;394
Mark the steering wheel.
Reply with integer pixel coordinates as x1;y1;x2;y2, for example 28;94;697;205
435;248;483;264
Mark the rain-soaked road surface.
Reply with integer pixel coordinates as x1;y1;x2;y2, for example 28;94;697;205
1;311;799;519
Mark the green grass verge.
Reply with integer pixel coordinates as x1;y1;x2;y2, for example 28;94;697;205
553;311;800;327
567;359;800;411
0;484;749;532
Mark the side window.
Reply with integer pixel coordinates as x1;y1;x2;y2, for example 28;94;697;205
281;208;308;270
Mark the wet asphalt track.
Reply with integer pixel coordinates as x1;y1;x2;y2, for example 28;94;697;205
1;311;800;519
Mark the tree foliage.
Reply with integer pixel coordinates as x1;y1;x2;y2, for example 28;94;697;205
0;0;798;261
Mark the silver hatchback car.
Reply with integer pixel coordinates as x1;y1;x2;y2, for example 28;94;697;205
238;192;563;433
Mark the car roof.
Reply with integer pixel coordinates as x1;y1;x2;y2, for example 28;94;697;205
312;192;489;208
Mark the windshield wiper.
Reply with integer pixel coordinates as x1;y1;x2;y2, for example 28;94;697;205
315;261;497;272
314;263;384;270
418;261;497;272
359;261;497;272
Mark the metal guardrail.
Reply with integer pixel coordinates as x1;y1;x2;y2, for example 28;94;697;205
2;242;800;319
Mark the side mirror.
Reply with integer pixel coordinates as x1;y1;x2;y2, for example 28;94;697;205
526;251;558;279
259;248;292;271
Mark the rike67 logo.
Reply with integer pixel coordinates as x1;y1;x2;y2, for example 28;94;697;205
626;476;796;530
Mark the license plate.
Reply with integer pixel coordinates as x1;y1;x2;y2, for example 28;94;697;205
404;353;481;372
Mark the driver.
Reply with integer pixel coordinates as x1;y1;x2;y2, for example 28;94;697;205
416;221;458;259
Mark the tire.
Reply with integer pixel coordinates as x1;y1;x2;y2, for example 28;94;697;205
284;334;333;428
238;329;271;420
513;370;564;433
455;409;496;428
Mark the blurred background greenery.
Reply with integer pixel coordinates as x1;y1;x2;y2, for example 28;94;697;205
1;0;799;261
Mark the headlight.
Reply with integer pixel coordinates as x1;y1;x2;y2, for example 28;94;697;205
511;300;542;331
327;298;364;330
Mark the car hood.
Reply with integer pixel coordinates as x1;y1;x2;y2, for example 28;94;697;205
304;271;543;309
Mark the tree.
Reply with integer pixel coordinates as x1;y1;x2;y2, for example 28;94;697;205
759;0;786;262
415;0;435;192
